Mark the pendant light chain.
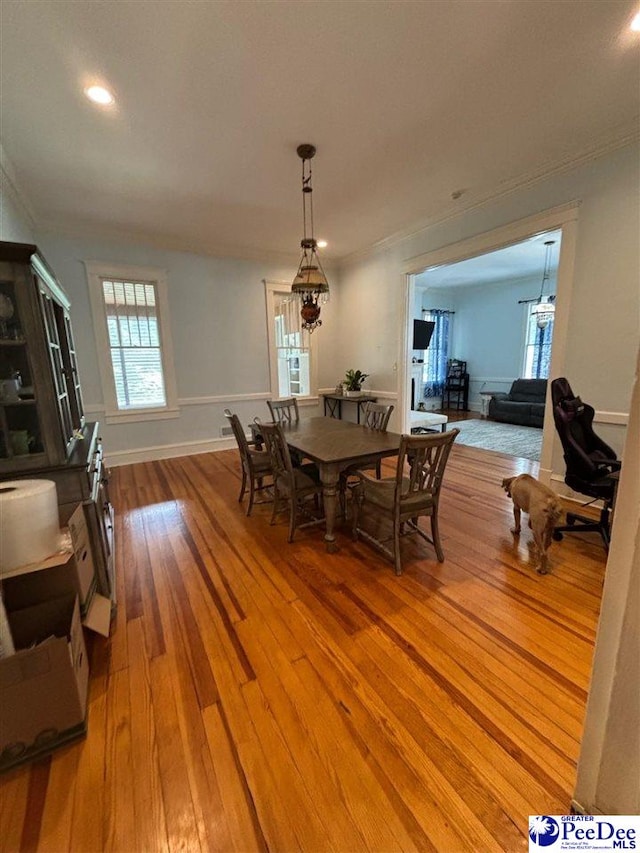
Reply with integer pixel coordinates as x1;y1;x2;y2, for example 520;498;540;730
300;157;315;245
309;162;315;242
301;158;308;242
291;143;329;332
532;239;556;330
540;240;553;299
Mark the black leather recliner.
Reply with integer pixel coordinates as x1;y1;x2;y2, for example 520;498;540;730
551;377;621;549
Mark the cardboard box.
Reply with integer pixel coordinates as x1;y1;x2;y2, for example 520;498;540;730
0;594;89;772
0;505;111;637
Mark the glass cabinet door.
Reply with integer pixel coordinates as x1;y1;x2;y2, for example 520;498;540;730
56;305;84;431
0;278;45;466
1;246;85;472
39;287;75;451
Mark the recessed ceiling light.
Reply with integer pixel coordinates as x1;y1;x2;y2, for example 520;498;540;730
317;240;328;249
631;11;640;31
84;85;115;106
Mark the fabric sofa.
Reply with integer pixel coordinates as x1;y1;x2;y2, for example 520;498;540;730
488;378;547;428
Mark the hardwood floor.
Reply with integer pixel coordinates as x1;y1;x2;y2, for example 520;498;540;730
0;443;607;852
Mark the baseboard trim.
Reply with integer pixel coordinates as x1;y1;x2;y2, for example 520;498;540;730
570;798;604;816
550;473;607;508
106;436;236;467
570;799;586;815
594;410;628;426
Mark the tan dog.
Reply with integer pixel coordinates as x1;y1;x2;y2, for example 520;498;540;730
502;474;563;574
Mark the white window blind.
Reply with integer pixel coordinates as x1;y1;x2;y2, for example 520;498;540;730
102;279;167;409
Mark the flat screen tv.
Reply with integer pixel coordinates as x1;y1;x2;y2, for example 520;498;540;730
413;319;435;350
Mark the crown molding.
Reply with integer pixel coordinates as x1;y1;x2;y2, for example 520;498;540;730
6;118;638;270
0;143;38;232
339;120;640;269
403;201;579;277
35;219;306;268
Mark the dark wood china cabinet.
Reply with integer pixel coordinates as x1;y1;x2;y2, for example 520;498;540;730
0;242;114;601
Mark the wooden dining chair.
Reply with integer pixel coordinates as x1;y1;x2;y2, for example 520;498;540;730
339;402;395;516
351;428;459;575
362;401;394;432
224;409;273;516
267;396;305;464
267;397;300;425
362;402;394;477
259;420;324;543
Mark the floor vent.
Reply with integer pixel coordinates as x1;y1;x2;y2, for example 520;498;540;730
220;425;234;437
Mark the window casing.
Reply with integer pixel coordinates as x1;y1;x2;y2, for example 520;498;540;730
522;308;554;379
264;281;317;399
85;262;179;423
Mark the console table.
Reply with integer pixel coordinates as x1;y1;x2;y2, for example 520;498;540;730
322;394;377;424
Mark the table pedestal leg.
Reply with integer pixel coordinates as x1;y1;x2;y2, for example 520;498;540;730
320;462;340;552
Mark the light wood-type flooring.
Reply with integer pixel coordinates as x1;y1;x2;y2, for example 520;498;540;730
0;443;607;852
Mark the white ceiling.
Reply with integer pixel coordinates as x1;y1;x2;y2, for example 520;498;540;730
415;229;563;289
1;1;639;261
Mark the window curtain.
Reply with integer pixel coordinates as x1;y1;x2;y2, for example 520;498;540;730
422;309;452;398
530;315;554;379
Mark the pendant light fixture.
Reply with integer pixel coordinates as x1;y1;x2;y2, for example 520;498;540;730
531;239;556;330
291;144;329;332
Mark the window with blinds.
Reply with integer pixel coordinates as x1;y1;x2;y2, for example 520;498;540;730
272;293;310;397
102;279;167;409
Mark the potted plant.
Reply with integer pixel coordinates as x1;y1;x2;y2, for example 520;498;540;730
344;369;369;397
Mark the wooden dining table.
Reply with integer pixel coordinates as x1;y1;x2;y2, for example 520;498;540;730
254;417;401;552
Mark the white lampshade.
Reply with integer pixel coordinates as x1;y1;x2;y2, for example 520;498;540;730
532;300;555;329
292;263;329;292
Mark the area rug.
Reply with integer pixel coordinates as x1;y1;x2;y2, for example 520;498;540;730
450;418;542;461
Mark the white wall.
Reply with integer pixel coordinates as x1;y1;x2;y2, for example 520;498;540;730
573;346;640;816
330;248;403;429
417;290;453;317
452;277;536;389
423;274;553;406
34;234;339;462
334;143;639;461
1;156;36;244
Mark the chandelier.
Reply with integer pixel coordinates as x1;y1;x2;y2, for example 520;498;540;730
531;239;556;330
291;144;329;332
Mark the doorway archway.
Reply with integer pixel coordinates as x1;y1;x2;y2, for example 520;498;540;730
399;201;579;485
